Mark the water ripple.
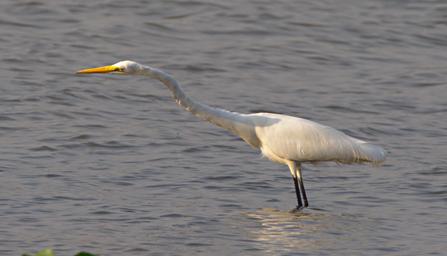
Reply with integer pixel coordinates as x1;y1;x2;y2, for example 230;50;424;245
1;0;446;255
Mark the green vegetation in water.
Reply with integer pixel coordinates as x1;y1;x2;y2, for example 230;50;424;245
22;248;98;256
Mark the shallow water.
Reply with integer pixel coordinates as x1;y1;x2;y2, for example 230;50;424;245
1;0;446;255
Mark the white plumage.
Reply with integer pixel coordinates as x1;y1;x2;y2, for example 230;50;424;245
77;60;386;209
251;113;386;164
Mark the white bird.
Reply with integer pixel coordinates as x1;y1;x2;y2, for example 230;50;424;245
77;60;386;209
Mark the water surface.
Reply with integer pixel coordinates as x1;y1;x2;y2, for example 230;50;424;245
0;0;446;255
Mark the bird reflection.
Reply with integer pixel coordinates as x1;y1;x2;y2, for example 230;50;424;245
243;208;332;253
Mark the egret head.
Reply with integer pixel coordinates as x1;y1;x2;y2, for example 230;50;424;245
77;60;144;75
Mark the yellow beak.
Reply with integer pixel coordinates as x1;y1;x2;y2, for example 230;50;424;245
76;65;121;74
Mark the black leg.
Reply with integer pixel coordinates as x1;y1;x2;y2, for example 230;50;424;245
288;161;305;209
293;176;303;209
296;163;309;207
298;176;308;207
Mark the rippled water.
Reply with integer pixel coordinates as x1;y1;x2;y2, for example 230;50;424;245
1;0;446;255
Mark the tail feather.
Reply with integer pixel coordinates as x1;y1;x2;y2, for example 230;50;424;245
358;142;386;164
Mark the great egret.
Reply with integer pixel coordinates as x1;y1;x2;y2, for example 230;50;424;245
77;60;386;209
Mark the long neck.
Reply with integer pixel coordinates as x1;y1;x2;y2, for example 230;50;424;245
142;66;251;137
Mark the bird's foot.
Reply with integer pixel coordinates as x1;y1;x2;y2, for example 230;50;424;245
295;205;305;211
289;206;305;214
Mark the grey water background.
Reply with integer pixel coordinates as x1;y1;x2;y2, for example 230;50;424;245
1;0;446;255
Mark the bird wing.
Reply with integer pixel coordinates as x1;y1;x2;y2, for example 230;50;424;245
249;113;385;164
